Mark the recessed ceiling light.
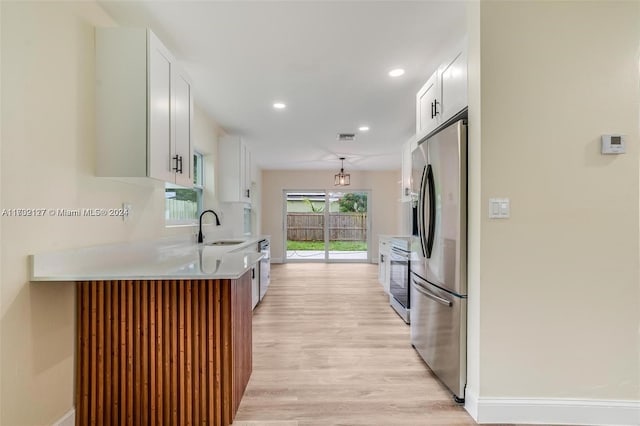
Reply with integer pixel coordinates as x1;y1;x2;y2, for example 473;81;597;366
273;102;286;109
358;126;370;132
388;68;405;77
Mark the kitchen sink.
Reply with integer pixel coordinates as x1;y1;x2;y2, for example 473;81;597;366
206;240;244;246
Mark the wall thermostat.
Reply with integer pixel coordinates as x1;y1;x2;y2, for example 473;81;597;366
602;134;625;154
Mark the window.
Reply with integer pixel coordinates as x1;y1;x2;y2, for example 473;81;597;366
165;152;204;225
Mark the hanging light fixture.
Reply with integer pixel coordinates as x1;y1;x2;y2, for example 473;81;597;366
334;157;351;186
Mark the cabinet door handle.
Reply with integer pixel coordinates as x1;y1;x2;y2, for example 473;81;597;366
380;254;384;263
431;101;435;119
172;155;180;173
245;189;250;198
173;155;184;174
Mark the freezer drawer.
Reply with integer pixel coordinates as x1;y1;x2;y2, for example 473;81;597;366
410;273;466;400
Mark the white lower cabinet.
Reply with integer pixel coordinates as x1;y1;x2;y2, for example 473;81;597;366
378;238;391;294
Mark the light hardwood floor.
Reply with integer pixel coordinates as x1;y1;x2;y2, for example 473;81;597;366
233;263;477;426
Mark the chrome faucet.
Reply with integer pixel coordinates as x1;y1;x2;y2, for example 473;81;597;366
198;209;221;243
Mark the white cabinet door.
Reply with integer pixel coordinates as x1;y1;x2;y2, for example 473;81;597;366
173;69;193;188
219;136;242;202
219;135;251;203
147;37;173;182
439;47;467;121
378;239;391;294
384;256;391;294
244;146;252;201
378;250;386;285
416;72;440;135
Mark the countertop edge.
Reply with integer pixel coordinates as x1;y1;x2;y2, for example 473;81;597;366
30;237;268;282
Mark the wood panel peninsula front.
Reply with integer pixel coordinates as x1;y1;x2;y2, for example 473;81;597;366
30;237;266;426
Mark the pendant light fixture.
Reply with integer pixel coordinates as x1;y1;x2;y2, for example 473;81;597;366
334;157;351;186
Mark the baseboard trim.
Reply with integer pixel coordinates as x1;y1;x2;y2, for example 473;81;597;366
473;397;639;425
52;408;75;426
464;386;479;420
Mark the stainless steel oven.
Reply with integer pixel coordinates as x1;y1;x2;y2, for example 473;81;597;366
389;238;411;323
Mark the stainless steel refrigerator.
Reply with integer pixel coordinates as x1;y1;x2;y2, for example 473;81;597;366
410;118;467;403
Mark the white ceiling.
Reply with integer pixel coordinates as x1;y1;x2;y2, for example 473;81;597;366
99;1;466;171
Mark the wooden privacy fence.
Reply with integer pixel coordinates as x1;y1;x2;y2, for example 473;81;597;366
287;213;367;241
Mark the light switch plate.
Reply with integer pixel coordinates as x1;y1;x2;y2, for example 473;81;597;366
489;198;510;219
601;134;625;154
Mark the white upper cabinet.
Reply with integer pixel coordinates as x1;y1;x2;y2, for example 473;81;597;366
243;144;252;200
147;32;173;183
172;68;194;188
96;28;193;187
219;135;252;204
438;46;468;122
416;72;440;135
416;39;468;137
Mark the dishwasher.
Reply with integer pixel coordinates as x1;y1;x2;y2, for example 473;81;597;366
258;239;270;301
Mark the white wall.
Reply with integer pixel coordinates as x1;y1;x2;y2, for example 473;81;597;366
0;2;3;422
466;0;640;422
261;169;400;263
465;1;481;417
0;2;232;424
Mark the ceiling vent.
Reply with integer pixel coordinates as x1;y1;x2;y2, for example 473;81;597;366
337;133;356;142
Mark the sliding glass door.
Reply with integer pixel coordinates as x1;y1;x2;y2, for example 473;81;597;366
327;191;368;261
285;191;327;261
284;190;370;262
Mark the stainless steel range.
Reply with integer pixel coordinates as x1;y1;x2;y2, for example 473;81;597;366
389;238;411;323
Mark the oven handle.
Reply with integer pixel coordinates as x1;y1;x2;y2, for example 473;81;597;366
412;279;452;307
391;247;410;260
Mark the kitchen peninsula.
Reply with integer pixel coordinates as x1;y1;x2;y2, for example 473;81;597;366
30;237;265;426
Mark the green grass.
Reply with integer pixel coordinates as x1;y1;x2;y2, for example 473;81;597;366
287;240;367;251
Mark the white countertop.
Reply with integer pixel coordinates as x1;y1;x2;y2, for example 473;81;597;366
30;235;270;282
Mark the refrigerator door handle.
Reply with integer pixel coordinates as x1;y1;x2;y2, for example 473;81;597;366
417;165;428;258
412;279;452;307
425;164;436;258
